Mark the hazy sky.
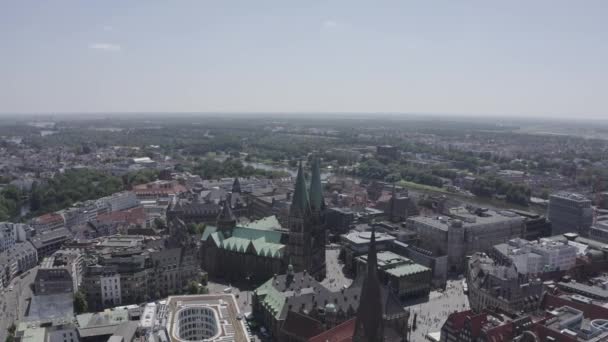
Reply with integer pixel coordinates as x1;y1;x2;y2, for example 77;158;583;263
1;1;607;117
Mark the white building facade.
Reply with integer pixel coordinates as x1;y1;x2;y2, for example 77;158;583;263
100;273;122;307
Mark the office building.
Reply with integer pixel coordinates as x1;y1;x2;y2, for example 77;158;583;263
143;294;250;342
548;192;593;236
35;250;84;295
408;207;524;273
355;250;432;300
0;241;38;287
492;238;578;274
0;222;29;252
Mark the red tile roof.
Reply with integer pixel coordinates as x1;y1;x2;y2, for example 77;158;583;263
542;293;608;320
467;312;488;338
532;323;577;342
97;206;146;226
308;318;356;342
484;321;514;342
34;212;65;225
133;181;187;196
281;311;325;340
445;310;474;331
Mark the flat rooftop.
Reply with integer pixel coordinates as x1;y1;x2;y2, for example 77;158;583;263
357;250;411;269
557;282;608;300
409;209;522;231
341;231;395;245
551;192;591;203
164;294;250;342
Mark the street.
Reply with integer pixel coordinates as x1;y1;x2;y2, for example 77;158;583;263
0;267;38;342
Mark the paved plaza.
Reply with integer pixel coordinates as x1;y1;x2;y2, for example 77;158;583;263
406;279;469;342
321;248;353;290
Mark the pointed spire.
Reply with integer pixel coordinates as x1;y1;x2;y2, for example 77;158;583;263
389;183;396;222
309;157;325;212
217;193;237;231
232;177;241;193
290;161;310;216
353;228;384;342
366;229;379;278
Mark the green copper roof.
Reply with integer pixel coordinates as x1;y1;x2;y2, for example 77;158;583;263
201;226;218;241
202;226;285;259
290;161;310;216
255;278;287;319
241;215;282;231
309;157;324;211
232;227;283;243
385;263;431;277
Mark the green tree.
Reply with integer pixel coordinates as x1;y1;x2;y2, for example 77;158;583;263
154;218;166;230
74;291;88;314
187;223;198;234
30;181;42;212
188;281;201;295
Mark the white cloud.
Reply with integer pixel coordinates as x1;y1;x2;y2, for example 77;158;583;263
102;25;113;31
88;43;121;51
323;20;338;28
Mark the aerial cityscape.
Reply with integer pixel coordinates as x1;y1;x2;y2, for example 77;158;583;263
2;1;608;342
0;114;606;342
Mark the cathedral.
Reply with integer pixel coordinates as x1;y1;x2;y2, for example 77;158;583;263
287;158;327;279
200;158;327;283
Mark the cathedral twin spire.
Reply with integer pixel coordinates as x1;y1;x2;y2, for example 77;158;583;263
290;157;324;217
309;157;325;212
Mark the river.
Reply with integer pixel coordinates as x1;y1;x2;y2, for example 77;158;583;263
242;161;332;180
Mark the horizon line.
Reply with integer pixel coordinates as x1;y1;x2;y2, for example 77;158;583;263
0;111;606;121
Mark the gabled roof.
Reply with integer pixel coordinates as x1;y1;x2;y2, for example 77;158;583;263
281;311;325;339
203;226;285;259
201;225;218;242
254;268;405;325
242;215;282;231
309;318;356;342
255;278;289;318
444;310;474;331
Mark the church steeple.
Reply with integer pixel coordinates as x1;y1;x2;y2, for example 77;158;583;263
309;157;325;212
287;160;325;279
389;183;396;222
290;161;310;217
217;193;237;232
353;228;384;342
232;177;241;193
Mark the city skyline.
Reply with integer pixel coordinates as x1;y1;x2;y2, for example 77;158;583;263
2;1;608;117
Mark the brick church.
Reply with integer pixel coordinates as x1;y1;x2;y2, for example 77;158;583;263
201;158;327;283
